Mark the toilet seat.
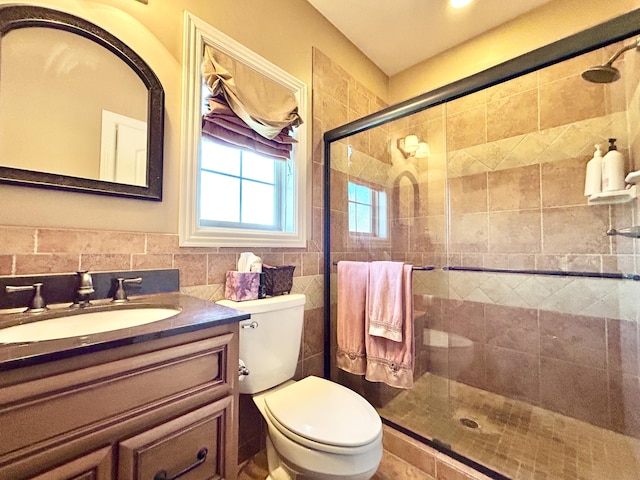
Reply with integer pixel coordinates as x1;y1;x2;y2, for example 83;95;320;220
263;376;382;454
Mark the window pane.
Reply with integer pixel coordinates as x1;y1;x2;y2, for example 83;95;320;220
348;202;356;232
356;204;372;233
243;151;275;183
200;171;240;222
355;184;371;205
242;180;275;225
348;181;356;201
378;191;387;238
201;138;241;176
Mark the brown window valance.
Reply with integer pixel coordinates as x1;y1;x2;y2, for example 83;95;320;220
202;45;303;161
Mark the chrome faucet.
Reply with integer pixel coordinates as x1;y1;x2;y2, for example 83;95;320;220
5;282;48;313
72;271;95;308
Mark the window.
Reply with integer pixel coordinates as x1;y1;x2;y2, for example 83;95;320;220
180;12;307;247
199;139;286;230
348;181;387;238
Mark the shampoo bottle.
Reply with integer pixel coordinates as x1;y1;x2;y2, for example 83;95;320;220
602;138;626;192
584;144;603;197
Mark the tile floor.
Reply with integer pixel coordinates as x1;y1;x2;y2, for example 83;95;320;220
238;448;435;480
378;373;640;480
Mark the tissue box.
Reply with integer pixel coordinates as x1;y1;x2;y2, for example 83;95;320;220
224;271;260;301
263;265;295;296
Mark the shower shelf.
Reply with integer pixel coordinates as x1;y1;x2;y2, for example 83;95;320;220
587;185;637;205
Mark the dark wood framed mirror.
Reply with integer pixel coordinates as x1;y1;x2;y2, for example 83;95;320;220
0;5;164;201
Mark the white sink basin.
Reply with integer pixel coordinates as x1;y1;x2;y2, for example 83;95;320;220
0;306;182;343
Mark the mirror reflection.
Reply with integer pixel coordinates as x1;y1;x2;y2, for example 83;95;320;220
0;27;148;186
0;5;164;200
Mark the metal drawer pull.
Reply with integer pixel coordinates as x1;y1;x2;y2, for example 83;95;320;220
153;447;208;480
242;321;258;329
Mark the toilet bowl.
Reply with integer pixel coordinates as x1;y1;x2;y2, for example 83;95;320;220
216;294;382;479
254;376;382;480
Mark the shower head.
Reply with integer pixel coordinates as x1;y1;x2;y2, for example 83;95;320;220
581;37;640;84
581;64;621;83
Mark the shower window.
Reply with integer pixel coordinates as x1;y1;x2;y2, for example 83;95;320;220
348;181;387;238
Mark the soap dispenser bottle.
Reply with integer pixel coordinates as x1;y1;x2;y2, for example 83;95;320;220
602;138;626;192
584;144;603;197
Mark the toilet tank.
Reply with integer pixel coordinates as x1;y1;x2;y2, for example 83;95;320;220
217;294;306;394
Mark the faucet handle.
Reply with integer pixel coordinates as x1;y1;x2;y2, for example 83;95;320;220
6;282;48;313
112;277;143;303
76;270;95;295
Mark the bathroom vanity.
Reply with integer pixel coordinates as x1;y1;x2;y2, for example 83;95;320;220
0;293;247;480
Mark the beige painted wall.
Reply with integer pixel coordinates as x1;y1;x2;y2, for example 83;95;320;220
389;0;640;103
3;0;640;234
0;0;386;233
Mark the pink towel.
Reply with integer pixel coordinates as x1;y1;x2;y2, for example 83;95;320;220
336;261;369;375
365;264;414;389
367;261;405;342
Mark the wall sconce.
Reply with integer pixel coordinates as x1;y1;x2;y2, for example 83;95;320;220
397;135;429;159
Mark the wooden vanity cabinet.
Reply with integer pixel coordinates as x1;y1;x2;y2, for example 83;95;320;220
0;322;239;480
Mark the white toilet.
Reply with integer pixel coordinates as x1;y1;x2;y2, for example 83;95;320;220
217;294;383;480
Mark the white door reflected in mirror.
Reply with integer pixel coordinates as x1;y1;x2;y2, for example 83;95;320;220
100;110;148;186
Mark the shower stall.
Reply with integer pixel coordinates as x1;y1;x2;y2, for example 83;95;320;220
324;10;640;480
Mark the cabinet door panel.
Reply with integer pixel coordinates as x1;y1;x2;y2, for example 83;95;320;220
119;396;233;480
1;334;231;458
29;446;112;480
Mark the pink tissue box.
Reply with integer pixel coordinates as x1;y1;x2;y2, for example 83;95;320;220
224;271;260;301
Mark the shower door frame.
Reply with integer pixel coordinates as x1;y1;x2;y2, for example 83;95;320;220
323;7;640;480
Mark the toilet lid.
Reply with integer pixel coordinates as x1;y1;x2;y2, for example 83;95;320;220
264;376;382;448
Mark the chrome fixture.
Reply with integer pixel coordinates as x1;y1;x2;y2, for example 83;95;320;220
582;37;640;83
112;277;143;303
5;282;48;313
397;135;429;159
607;226;640;238
72;271;94;308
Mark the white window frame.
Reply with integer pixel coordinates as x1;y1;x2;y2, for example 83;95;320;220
179;12;308;247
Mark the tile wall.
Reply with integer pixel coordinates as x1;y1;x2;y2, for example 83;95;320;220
327;34;640;462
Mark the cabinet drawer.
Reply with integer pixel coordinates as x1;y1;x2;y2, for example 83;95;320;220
0;334;233;459
29;446;112;480
119;396;233;480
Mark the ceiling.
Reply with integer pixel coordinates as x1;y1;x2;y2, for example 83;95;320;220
307;0;552;76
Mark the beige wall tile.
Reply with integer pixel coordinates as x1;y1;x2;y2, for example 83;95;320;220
446;105;487;151
485;345;539;403
446;90;486;115
38;229;145;254
489;210;541;254
302;307;324;359
486;71;537;102
302;252;320;276
539;49;602;84
80;254;131;272
131;254;173;270
540;75;605;130
487;89;538;142
541;157;588;207
381;425;437;476
488;164;540;211
173;254;207;287
0;255;13;275
542;205;610;254
449;173;487;215
146;233;180;254
207;253;237;285
539;356;609;428
15;253;79;274
0;226;35;254
450;213;488;253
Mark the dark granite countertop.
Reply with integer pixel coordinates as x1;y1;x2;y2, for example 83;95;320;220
0;292;249;371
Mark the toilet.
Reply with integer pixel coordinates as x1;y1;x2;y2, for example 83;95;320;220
217;294;383;480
